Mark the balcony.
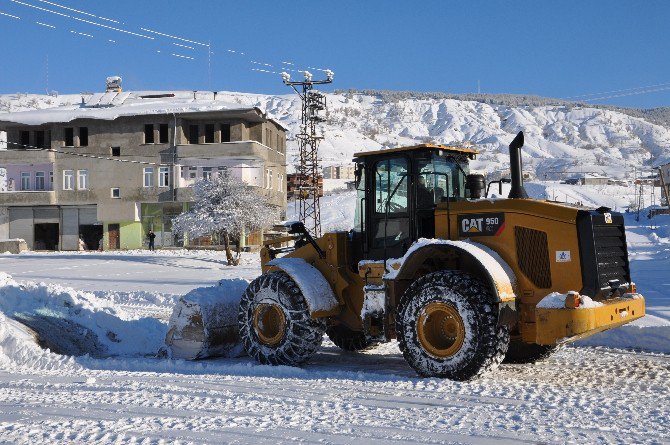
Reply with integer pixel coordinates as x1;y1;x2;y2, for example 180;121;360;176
0;149;56;165
0;190;56;206
175;141;283;163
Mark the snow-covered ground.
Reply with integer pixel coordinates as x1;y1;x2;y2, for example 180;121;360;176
0;184;669;443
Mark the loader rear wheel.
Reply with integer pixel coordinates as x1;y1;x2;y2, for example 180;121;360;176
239;271;325;366
396;270;509;381
326;324;376;352
504;341;559;364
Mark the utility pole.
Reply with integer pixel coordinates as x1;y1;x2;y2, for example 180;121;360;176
282;69;334;237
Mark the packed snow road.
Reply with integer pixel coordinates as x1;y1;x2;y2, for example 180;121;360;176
0;343;669;444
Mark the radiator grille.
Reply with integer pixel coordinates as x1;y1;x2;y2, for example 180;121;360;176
515;226;552;289
592;222;628;288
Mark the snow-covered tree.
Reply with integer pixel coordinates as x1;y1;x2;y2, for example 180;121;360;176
172;171;279;265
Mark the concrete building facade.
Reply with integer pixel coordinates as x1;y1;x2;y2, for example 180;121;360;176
322;164;355;180
0;91;287;250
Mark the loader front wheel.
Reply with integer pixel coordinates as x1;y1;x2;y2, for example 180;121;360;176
239;271;325;366
396;270;509;380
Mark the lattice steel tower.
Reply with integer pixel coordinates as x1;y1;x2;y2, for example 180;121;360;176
282;70;333;237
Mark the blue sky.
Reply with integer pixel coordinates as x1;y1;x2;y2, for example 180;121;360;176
0;0;669;108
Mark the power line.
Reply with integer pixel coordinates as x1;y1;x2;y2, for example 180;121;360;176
566;81;670;101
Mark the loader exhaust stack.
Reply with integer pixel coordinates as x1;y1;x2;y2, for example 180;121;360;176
508;131;529;199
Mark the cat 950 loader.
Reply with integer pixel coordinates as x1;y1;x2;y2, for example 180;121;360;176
238;133;645;380
237;131;645;380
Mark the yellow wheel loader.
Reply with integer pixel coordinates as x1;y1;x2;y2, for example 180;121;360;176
238;131;645;380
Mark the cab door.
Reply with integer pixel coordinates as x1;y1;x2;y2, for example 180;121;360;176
367;156;411;260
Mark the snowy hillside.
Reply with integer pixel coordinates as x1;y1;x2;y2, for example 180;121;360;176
2;90;670;180
221;90;670;179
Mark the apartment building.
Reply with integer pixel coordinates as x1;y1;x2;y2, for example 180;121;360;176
322;164;355;180
0;90;287;250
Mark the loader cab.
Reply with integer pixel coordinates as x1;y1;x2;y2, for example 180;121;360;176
351;144;478;262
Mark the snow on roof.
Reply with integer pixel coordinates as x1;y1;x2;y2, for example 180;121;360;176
0;90;286;129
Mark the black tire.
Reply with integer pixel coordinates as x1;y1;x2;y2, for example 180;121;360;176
326;324;376;352
396;270;509;380
238;271;325;366
504;341;559;364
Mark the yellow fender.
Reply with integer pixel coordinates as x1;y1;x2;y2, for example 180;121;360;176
385;239;518;326
266;257;340;316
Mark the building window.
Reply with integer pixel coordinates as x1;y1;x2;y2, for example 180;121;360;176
19;131;30;148
79;127;89;147
266;169;272;189
111;146;121;157
35;171;45;190
111;187;120;198
144;124;154;144
221;124;231;142
205;124;215;143
159;166;170;187
159;124;169;144
276;134;281;152
189;125;199;144
188;166;197;179
277;173;282;191
143;167;154;187
64;128;74;147
202;167;212;180
49;171;53;187
20;172;30;191
35;131;45;149
77;170;88;190
266;129;271;147
63;170;74;190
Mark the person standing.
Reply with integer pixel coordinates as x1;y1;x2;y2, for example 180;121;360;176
148;230;156;251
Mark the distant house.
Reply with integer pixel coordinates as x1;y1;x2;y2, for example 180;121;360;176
287;173;323;198
660;162;670;206
577;173;610;186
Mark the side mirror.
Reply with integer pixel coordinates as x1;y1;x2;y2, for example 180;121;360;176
466;174;486;199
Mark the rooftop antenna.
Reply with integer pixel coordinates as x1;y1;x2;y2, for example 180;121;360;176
207;40;212;90
282;68;334;237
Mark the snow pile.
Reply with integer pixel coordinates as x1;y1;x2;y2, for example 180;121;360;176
165;279;249;360
0;272;167;359
537;291;604;309
0;311;81;371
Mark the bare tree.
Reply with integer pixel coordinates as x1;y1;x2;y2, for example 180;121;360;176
172;171;279;265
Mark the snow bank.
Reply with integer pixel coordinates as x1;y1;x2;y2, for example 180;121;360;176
0;272;166;359
0;311;81;371
165;279;249;360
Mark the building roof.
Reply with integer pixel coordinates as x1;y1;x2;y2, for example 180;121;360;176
353;143;478;159
0;90;288;130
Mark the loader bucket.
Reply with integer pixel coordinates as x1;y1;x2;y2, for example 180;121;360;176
164;279;250;360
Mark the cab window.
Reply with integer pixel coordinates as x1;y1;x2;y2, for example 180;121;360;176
416;155;468;206
374;158;408;214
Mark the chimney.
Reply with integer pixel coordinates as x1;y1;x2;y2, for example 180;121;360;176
508;131;529;199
